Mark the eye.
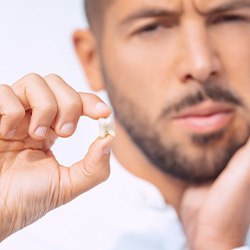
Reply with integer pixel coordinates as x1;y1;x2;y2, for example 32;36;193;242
213;14;246;24
139;23;162;34
136;20;176;36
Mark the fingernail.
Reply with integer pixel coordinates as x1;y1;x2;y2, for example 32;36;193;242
35;126;48;137
102;137;114;154
61;122;74;135
96;102;111;113
6;129;16;139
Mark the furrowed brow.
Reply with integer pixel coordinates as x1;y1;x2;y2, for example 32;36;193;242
120;7;179;27
206;0;250;15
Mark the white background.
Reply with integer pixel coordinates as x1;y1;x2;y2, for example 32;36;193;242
0;0;107;166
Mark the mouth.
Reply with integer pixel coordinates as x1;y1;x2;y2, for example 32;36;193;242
172;101;235;134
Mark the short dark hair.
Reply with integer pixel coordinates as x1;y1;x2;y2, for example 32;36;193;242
84;0;112;32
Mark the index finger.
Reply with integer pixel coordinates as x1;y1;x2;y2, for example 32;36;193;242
79;92;112;119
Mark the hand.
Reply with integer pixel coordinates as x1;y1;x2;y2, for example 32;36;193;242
179;139;250;250
0;73;114;241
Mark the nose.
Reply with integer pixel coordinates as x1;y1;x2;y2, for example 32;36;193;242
177;22;221;84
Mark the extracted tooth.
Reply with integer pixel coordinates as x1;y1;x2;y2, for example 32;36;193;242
107;128;115;138
98;115;115;138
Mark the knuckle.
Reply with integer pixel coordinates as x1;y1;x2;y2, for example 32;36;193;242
94;165;110;183
63;100;82;113
5;108;25;120
45;73;63;82
38;103;57;115
99;167;110;182
25;72;43;81
12;73;44;89
0;84;11;92
85;92;101;101
82;160;110;183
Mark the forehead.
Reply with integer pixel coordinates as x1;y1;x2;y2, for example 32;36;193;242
108;0;250;14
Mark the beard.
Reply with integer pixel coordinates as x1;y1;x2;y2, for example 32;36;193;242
120;125;247;183
102;71;250;183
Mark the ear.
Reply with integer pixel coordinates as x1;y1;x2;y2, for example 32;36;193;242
73;29;104;91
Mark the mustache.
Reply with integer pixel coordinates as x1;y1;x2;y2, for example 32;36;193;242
161;84;244;118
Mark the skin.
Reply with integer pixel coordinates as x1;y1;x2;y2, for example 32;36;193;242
0;73;114;241
1;0;250;249
74;0;250;248
89;0;250;183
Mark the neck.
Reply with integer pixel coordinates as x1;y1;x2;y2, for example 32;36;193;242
112;120;187;211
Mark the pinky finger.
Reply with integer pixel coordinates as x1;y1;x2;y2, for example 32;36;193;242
0;84;25;138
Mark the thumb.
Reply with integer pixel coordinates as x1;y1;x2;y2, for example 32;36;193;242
59;135;114;204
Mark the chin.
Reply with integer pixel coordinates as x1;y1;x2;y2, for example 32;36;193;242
152;127;250;184
176;128;250;183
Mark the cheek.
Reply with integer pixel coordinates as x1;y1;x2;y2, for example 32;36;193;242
103;42;178;120
229;52;250;111
213;29;250;109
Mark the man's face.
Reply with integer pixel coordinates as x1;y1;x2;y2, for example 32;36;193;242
97;0;250;183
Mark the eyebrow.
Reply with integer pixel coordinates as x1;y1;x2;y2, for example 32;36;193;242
120;8;179;27
205;0;250;15
119;0;250;27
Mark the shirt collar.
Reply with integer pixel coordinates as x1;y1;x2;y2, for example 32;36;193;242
109;153;171;210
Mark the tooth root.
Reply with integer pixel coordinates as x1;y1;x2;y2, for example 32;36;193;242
99;129;107;138
98;116;115;138
107;129;116;138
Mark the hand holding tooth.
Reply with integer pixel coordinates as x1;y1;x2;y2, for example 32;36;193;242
0;73;114;242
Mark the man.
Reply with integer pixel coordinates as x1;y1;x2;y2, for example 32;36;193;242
1;0;250;249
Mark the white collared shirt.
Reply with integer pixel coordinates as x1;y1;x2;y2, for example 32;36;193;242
1;155;249;250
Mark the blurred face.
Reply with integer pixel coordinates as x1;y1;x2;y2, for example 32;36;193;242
98;0;250;183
